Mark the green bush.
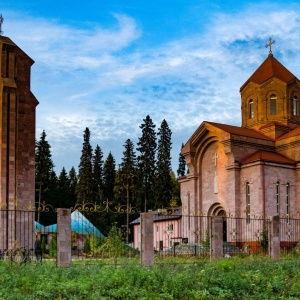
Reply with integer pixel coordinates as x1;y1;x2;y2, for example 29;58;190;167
1;256;300;299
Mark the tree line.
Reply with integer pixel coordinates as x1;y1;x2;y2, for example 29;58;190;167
35;115;187;226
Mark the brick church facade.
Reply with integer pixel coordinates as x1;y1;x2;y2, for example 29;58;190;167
0;35;38;248
179;52;300;220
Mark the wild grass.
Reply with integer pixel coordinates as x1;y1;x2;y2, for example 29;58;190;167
1;256;300;299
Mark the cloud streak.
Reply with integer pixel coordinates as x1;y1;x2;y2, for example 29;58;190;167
4;4;300;172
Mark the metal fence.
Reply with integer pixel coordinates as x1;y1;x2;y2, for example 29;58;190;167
280;218;300;254
2;207;300;265
0;209;56;263
0;203;140;264
152;214;300;259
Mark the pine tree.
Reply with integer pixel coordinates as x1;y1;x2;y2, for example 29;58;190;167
118;139;137;243
177;143;186;177
76;128;96;204
170;171;180;206
92;145;104;202
103;152;116;202
42;170;59;225
136;115;157;212
57;167;73;208
35;130;55;223
155;119;172;208
119;139;136;202
68;167;77;208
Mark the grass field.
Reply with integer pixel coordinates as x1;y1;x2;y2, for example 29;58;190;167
0;256;300;299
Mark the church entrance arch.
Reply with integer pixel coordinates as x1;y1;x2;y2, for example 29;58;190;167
208;203;227;242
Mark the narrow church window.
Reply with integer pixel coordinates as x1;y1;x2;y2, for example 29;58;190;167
286;182;290;222
270;94;277;115
293;96;298;116
276;181;280;216
246;182;250;224
249;100;254;119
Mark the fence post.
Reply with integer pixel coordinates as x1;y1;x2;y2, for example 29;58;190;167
57;208;71;267
269;216;280;261
210;216;223;261
140;212;154;266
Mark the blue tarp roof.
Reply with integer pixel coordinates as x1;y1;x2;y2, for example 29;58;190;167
34;221;44;230
44;210;104;237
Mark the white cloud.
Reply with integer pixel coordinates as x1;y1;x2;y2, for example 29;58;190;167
4;4;300;172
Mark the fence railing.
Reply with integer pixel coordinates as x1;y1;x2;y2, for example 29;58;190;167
139;212;300;265
0;206;140;265
2;208;300;267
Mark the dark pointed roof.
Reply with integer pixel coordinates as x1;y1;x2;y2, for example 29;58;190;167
240;54;297;91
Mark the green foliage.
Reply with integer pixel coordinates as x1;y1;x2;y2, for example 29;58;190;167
35;130;57;224
200;229;210;252
93;144;104;202
103;152;116;202
76;127;97;204
49;233;57;257
170;171;180;206
260;227;268;252
136;115;157;212
155;119;172;208
98;223;125;267
177;143;186;177
41;237;46;255
2;257;300;299
83;237;91;254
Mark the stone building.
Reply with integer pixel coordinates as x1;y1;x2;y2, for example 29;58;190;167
179;51;300;223
0;35;38;249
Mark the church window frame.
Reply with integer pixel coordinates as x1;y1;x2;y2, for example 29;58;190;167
293;95;298;116
276;181;280;216
270;94;277;115
249;99;254;119
246;182;250;224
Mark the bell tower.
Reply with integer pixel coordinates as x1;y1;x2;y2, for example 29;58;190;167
240;39;300;138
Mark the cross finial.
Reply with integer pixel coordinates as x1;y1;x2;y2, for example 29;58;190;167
265;37;275;54
0;15;3;36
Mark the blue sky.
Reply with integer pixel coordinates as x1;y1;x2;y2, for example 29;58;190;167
2;1;300;174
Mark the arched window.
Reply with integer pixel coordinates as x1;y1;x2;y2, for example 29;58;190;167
270;94;277;115
276;181;280;216
249;100;254;119
293;96;298;116
246;182;250;224
286;182;290;221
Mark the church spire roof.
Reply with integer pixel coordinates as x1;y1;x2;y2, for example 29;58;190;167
240;54;297;92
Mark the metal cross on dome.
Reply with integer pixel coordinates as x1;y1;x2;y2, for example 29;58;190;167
0;15;3;36
265;37;275;54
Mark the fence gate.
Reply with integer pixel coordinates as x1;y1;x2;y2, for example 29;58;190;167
69;201;140;264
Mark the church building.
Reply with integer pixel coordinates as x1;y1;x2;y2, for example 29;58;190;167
179;44;300;220
0;22;38;249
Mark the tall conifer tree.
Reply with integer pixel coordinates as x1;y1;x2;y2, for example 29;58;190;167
103;152;116;202
119;139;137;243
136;115;157;212
120;139;136;205
68;166;77;207
76;128;96;204
57;167;73;208
35;130;55;214
177;143;186;177
92;145;104;202
155;119;172;208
